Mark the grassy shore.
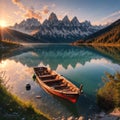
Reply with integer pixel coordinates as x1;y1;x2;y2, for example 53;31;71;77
72;42;120;47
0;78;50;120
0;40;21;49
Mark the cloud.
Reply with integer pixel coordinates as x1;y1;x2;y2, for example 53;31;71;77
52;3;56;8
95;10;120;25
14;11;22;15
43;6;49;14
12;0;50;21
12;0;26;10
102;10;120;24
24;8;42;20
12;0;20;4
105;11;120;19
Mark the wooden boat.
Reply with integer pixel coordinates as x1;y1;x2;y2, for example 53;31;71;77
33;66;83;103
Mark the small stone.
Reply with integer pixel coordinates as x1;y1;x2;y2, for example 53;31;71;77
9;108;13;111
61;116;65;120
99;112;105;117
67;116;74;120
88;118;91;120
36;95;41;99
21;118;25;120
78;116;85;120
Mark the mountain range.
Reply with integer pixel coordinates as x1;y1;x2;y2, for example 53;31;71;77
73;19;120;45
12;12;103;43
11;18;40;35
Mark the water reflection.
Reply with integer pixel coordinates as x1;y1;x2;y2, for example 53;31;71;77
92;46;120;63
1;45;120;65
9;45;104;70
0;45;120;119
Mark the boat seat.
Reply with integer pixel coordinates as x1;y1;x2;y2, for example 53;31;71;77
39;74;57;78
34;67;48;73
34;67;47;70
53;84;67;89
61;88;73;92
38;72;50;76
36;70;48;74
43;79;63;83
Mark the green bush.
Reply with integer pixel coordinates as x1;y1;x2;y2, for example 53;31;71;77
97;72;120;111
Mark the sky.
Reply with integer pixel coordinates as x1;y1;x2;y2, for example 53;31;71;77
0;0;120;26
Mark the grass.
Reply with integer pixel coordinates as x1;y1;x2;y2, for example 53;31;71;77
72;42;120;47
1;39;19;45
0;76;50;120
0;40;22;55
0;40;21;48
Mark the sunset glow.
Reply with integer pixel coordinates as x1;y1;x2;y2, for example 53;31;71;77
0;0;120;25
0;20;7;27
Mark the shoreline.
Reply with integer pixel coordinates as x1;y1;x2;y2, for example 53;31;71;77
72;43;120;47
21;42;69;46
110;108;120;116
0;76;50;120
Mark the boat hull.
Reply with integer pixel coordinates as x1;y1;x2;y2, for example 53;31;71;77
42;84;79;103
36;76;79;103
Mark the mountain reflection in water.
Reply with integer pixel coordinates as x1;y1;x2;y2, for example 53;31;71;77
9;45;104;69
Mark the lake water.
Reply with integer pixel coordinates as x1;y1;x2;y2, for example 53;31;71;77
0;45;120;119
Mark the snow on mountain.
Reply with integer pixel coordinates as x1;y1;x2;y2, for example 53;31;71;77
11;12;104;42
11;18;41;34
62;16;71;26
71;17;81;26
48;12;58;24
34;12;103;42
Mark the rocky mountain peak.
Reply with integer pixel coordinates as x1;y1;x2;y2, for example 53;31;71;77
12;18;41;34
71;16;80;26
62;15;70;26
62;16;70;22
82;20;91;27
48;12;58;23
14;18;41;28
25;18;41;26
42;19;49;26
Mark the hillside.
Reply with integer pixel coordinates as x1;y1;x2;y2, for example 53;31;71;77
73;19;120;45
0;28;44;43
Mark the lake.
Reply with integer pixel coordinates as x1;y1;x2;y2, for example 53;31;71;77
0;45;120;119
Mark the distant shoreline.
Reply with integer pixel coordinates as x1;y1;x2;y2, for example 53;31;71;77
21;42;69;46
72;43;120;47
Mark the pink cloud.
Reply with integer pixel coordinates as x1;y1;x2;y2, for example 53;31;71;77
52;3;56;8
24;9;42;20
12;0;26;10
12;0;50;21
43;6;49;14
94;10;120;25
102;10;120;24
